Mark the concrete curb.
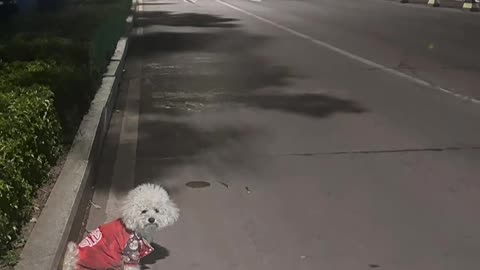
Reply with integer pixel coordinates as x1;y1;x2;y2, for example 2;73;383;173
15;10;136;270
393;0;465;9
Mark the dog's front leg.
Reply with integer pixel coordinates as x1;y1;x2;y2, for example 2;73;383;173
124;264;140;270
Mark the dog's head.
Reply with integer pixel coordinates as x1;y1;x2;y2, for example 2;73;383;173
121;183;179;236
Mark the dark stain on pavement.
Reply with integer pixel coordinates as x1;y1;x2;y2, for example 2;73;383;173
217;181;229;189
186;181;211;188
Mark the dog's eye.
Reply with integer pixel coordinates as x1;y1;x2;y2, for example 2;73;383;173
154;208;159;213
141;210;147;214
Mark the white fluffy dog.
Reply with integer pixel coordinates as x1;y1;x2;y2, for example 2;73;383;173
63;183;179;270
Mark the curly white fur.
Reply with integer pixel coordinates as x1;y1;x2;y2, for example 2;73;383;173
63;183;179;270
122;183;179;241
62;242;79;270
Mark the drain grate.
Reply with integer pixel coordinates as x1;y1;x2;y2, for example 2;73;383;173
185;181;211;188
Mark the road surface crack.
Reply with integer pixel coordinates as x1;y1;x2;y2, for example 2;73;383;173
281;146;480;157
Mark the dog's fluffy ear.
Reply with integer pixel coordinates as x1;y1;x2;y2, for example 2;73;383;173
121;199;138;231
159;198;180;228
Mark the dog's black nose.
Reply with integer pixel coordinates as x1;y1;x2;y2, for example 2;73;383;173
148;217;155;223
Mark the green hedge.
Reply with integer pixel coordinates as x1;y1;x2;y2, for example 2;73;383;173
0;0;131;139
0;85;61;252
0;61;94;141
0;34;89;65
0;0;131;260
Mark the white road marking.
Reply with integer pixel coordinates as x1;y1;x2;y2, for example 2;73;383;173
138;0;143;12
216;0;480;104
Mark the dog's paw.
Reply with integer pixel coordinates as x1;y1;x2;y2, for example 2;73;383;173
124;264;141;270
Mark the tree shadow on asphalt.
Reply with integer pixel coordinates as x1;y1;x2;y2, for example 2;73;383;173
135;10;238;28
149;93;365;118
136;117;259;158
137;2;177;7
129;30;270;57
100;11;366;193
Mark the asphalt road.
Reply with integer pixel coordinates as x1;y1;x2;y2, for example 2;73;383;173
85;0;480;269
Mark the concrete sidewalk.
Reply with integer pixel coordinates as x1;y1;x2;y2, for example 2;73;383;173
389;0;475;9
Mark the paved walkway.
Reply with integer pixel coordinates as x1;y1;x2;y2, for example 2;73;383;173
85;0;480;269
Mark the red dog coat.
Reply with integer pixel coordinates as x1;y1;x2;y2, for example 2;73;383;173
76;219;154;269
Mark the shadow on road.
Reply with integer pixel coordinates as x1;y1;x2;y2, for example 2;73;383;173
135;10;238;28
99;10;366;193
140;242;170;269
149;93;365;118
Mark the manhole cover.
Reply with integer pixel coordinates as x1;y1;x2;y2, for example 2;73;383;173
185;181;211;188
